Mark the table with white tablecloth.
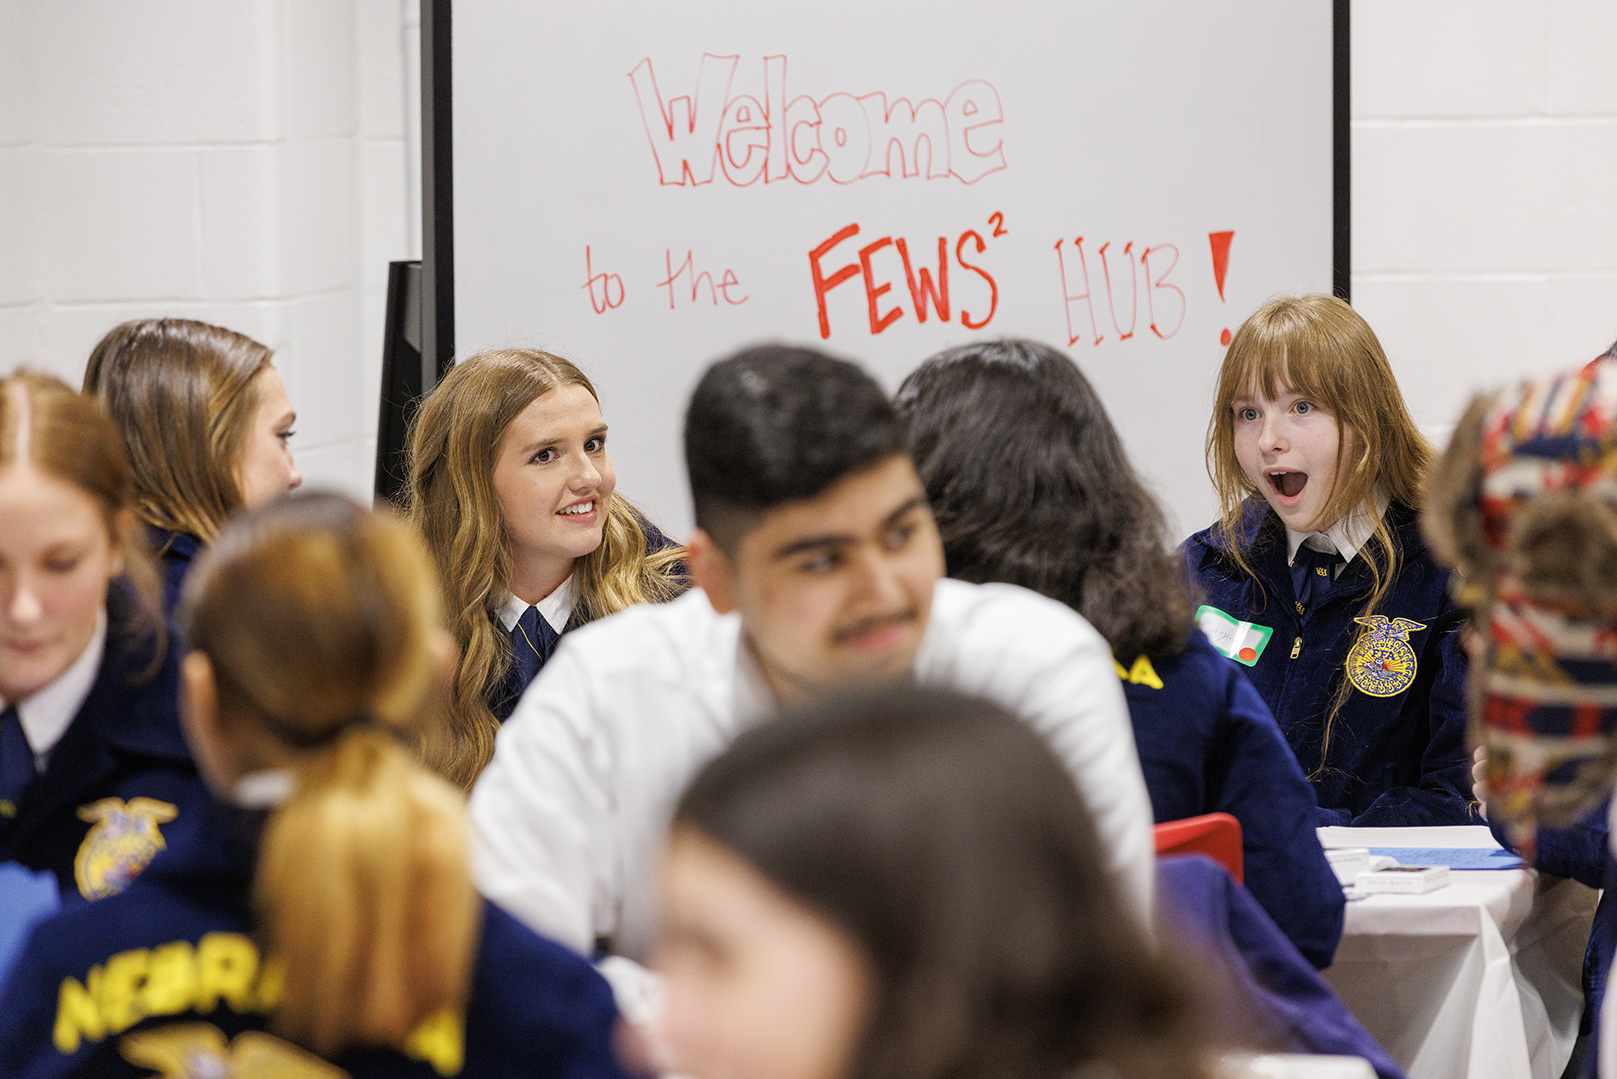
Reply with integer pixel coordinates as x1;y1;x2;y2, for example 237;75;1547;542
1318;826;1597;1079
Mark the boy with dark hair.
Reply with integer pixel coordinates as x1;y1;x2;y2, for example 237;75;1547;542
469;344;1154;971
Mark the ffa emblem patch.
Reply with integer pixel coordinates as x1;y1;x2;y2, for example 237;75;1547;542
121;1022;349;1078
1347;616;1427;698
74;796;178;900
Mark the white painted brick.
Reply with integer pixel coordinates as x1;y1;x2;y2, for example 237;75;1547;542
293;437;376;502
281;290;365;451
26;0;264;146
0;149;36;306
1352;276;1549;428
1545;0;1617;116
37;150;201;302
1358;123;1558;275
357;0;407;139
1352;0;1545;119
1546;276;1617;367
359;283;386;435
0;304;40;375
276;141;359;294
0;2;29;147
200;147;282;300
1539;122;1617;271
282;0;358;141
360;139;409;289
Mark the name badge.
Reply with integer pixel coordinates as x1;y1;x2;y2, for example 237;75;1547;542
1196;605;1273;666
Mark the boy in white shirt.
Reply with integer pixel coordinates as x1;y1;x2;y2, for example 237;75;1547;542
469;344;1155;962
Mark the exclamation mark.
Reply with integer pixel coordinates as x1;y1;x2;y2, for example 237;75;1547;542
1209;230;1234;346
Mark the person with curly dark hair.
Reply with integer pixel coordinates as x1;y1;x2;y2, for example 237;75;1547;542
897;338;1343;968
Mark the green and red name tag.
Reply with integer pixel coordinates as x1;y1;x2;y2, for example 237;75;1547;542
1196;605;1273;666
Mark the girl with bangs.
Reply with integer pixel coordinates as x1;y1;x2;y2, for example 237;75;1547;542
406;349;686;789
1184;294;1475;826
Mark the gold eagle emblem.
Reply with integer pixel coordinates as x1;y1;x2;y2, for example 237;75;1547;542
1347;616;1427;698
74;797;178;900
120;1022;349;1078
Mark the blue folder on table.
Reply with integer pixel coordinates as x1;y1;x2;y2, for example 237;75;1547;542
1366;847;1527;870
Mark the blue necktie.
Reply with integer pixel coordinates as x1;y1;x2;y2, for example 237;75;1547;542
1290;543;1344;615
510;606;561;693
1;705;34;818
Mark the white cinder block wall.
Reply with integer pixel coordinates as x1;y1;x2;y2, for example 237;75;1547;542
0;0;418;499
3;3;1613;491
1353;0;1617;445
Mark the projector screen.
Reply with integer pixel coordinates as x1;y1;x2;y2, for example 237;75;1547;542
451;0;1338;540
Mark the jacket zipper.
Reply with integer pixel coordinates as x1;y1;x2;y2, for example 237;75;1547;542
1290;636;1302;660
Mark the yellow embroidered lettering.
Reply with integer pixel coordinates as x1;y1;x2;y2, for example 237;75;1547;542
53;976;104;1053
1126;655;1164;690
1113;659;1130;680
139;941;198;1017
403;1009;466;1077
97;949;152;1035
196;934;259;1013
255;953;285;1010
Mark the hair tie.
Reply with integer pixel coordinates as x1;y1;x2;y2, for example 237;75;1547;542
260;710;407;750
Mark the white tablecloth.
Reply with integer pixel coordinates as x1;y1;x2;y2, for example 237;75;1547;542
1318;826;1597;1079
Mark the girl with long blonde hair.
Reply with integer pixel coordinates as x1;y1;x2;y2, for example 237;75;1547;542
1184;294;1475;826
407;349;685;788
0;493;631;1079
82;318;303;614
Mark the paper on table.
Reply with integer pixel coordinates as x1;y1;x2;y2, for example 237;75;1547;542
1366;847;1526;870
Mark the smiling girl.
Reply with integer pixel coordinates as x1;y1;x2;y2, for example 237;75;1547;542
0;373;207;902
1184;295;1474;826
407;349;685;788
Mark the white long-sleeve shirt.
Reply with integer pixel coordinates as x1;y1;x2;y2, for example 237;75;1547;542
469;577;1155;959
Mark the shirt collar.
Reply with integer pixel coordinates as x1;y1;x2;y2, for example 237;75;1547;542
232;768;295;808
495;575;576;635
1285;489;1391;566
4;609;108;768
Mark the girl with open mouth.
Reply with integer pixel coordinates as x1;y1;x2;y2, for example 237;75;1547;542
1183;294;1476;829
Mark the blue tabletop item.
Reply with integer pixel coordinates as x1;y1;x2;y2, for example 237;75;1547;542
1366;847;1527;870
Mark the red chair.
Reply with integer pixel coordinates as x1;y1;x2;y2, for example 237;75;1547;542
1155;812;1243;884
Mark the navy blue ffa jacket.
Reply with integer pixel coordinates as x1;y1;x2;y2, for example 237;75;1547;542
148;529;202;619
0;799;633;1079
1184;501;1476;827
0;581;208;905
1121;629;1345;968
489;521;687;722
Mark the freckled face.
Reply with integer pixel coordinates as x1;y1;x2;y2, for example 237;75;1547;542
0;466;123;702
1231;384;1350;533
491;384;617;584
653;828;872;1079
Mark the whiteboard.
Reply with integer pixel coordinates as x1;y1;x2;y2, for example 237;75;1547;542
453;1;1335;541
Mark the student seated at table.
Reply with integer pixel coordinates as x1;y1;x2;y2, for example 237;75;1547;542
1424;340;1617;1079
0;372;208;904
0;493;632;1079
1185;295;1475;826
82;319;302;615
405;349;685;788
654;687;1214;1079
895;338;1345;969
468;345;1155;973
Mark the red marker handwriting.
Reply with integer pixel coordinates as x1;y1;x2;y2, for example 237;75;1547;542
1209;230;1234;346
1056;237;1184;347
581;247;625;314
658;250;748;310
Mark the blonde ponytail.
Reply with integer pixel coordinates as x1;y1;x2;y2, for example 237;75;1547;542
180;493;474;1059
258;731;477;1054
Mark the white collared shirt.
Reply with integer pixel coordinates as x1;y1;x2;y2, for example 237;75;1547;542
0;610;107;774
1285;490;1392;575
496;576;576;636
469;578;1155;959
